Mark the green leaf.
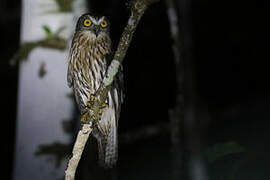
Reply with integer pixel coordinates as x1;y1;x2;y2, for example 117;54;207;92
42;25;52;38
205;141;245;163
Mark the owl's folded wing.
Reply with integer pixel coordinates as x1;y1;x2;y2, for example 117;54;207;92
67;59;74;88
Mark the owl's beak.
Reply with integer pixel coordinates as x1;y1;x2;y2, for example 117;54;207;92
94;27;101;36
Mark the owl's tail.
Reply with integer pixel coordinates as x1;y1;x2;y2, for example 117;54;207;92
97;122;118;168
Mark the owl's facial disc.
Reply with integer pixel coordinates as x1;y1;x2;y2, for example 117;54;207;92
93;16;109;37
77;14;109;38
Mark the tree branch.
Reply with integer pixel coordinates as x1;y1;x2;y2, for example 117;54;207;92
65;124;92;180
87;0;156;123
65;0;156;179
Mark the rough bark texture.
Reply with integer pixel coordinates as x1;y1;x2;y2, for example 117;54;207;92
65;124;92;180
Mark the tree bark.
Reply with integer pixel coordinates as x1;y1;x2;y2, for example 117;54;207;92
174;0;209;179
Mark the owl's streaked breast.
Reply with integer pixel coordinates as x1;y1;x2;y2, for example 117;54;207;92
68;31;111;111
68;14;122;167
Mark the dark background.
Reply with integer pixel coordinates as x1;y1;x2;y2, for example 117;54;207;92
0;0;20;179
1;0;270;179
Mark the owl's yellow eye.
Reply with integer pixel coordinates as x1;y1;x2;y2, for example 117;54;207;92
83;19;92;27
100;20;108;28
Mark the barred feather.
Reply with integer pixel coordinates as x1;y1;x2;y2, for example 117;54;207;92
105;118;118;167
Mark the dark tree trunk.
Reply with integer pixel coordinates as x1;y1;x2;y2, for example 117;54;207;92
174;0;209;179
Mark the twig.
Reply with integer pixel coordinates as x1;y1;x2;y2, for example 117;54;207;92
10;37;67;66
65;0;156;179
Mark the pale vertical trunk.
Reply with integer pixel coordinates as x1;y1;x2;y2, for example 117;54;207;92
13;0;75;179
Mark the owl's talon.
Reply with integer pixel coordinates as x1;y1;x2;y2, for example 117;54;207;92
87;94;96;108
80;112;89;123
98;109;103;115
90;94;95;101
98;103;108;116
101;103;109;109
87;101;92;108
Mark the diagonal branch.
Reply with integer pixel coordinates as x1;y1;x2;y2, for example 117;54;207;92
65;124;92;180
87;0;156;123
65;1;156;179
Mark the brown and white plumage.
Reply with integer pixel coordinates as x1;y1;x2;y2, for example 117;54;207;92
67;13;123;168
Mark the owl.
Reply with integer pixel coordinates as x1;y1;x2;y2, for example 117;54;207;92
67;13;124;168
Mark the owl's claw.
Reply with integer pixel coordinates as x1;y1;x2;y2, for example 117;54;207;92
80;111;89;123
101;103;109;109
87;94;96;108
90;94;95;101
83;96;109;122
87;101;92;108
98;103;109;115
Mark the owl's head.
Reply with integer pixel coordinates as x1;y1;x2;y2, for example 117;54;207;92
75;13;110;38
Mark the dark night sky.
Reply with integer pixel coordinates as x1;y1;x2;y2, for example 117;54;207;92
1;0;270;179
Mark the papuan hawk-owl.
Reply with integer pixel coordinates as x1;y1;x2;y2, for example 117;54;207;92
67;13;124;168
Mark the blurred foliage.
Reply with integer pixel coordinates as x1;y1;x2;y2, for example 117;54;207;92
35;142;72;168
205;141;245;163
205;141;245;180
10;25;67;66
62;118;77;134
42;25;66;39
42;25;53;37
38;62;47;78
35;118;77;168
55;0;74;12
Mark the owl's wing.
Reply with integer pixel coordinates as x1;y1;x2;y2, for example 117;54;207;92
116;64;124;104
112;64;124;122
67;38;77;88
67;57;73;87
